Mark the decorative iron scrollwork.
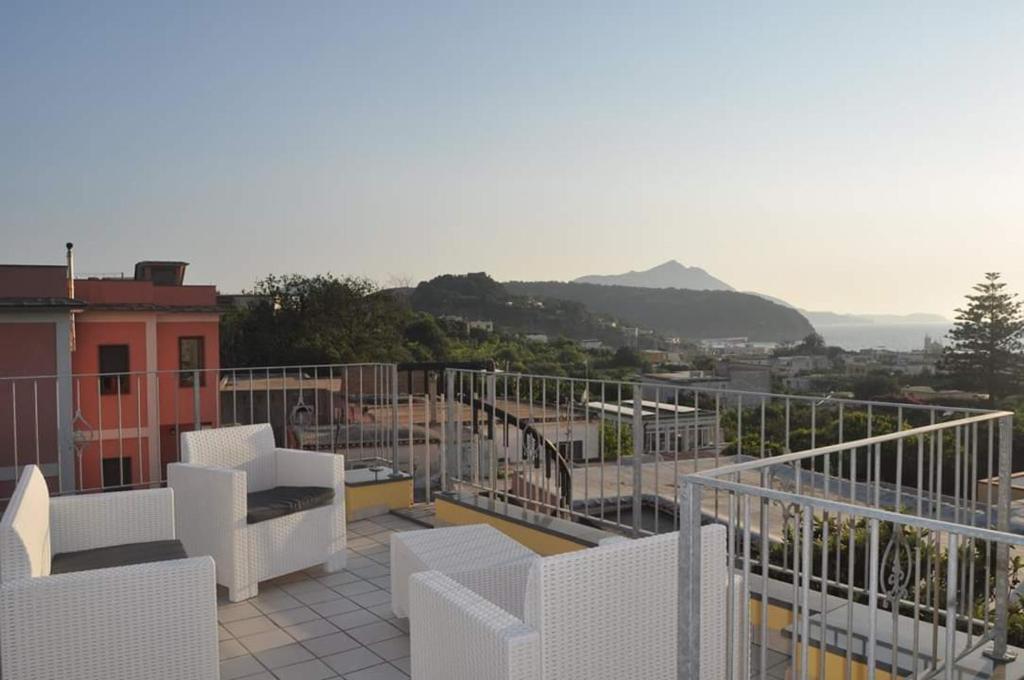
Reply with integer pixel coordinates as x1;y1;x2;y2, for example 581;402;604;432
880;524;913;610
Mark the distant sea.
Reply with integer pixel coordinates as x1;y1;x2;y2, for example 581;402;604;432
817;323;952;352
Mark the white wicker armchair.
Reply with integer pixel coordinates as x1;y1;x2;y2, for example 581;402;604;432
0;466;218;680
409;525;744;680
168;423;346;602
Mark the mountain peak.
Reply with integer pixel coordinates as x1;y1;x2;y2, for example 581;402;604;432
573;261;733;291
651;259;684;270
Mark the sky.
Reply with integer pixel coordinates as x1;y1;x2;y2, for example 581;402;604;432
2;1;1023;317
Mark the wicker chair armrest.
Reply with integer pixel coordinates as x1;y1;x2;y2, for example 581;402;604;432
273;448;345;490
410;571;540;680
446;557;536;620
167;463;248;588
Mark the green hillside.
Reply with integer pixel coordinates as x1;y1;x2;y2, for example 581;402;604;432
504;281;814;342
406;273;626;345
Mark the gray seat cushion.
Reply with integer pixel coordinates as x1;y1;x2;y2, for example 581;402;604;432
51;539;188;574
246;486;335;524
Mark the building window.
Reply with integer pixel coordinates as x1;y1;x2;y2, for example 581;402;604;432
179;337;206;387
98;345;130;395
102;457;132;490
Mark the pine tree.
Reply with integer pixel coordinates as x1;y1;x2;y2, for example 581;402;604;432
942;273;1024;401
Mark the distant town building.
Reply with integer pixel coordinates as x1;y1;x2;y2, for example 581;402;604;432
467;320;493;332
923;334;944;354
901;385;987;404
772;355;834;376
639;361;771;407
524;333;549;343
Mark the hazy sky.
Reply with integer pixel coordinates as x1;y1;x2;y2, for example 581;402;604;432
3;2;1023;316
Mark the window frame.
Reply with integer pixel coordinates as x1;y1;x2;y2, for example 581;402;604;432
178;336;206;387
98;344;131;395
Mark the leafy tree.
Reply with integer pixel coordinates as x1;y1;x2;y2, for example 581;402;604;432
221;274;410;366
599;420;633;461
851;371;899;401
942;273;1024;401
404;313;450;361
609;347;644;368
798;332;826;354
774;332;841;358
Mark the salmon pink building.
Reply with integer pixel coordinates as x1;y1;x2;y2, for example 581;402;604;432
0;248;221;495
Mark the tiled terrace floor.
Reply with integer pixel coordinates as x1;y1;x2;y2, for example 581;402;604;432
217;514;420;680
217;512;792;680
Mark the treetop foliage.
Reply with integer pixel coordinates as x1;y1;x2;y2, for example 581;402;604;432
942;272;1024;401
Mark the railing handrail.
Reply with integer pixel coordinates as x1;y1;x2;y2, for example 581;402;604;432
443;367;995;415
695;410;1013;479
683;471;1024;546
0;362;398;382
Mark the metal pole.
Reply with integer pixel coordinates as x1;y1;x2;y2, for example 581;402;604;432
192;370;201;433
392;364;400;471
632;392;643;537
443;369;454;494
985;415;1016;661
677;476;702;680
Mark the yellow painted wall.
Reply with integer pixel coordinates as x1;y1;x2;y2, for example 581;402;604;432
434;497;589;556
751;599;891;680
749;598;794;633
346;479;413;518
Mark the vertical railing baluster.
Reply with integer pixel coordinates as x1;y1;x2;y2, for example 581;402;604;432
715;393;721;516
654;385;660;535
392;364;401;474
913;435;924;670
736;395;743;459
616;382;622;527
759;467;769;680
672;388;679;529
944;532;959;679
11;382;19;483
583;380;590;517
799;504;812;680
867;518;880;680
631;385;643;537
408;392;415;496
600;381;606;522
741;493;752;680
192;369;201;436
725;491;736;680
845;445;856;678
135;376;142;487
116;375;124;488
32;381;40;469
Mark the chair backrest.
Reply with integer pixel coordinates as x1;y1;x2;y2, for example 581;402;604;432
0;465;52;582
523;525;730;680
523;532;678;680
180;423;277;491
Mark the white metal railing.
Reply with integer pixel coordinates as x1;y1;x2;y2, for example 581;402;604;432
0;363;402;501
441;368;995;537
438;368;1019;678
678;410;1020;680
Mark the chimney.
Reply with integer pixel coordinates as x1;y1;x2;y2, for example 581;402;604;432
66;242;76;352
65;242;75;298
